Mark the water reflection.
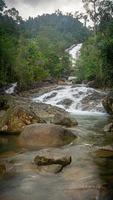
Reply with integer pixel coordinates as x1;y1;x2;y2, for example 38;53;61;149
0;114;113;200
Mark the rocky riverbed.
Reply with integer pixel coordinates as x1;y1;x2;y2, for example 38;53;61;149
0;84;113;200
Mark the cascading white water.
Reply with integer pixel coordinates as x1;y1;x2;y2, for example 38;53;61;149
68;43;82;60
33;44;106;115
66;43;82;67
33;85;106;115
5;82;17;94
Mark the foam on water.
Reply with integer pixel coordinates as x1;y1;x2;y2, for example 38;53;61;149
33;85;106;115
5;82;17;94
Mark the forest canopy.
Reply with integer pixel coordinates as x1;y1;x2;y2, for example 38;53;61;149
0;0;89;89
76;0;113;87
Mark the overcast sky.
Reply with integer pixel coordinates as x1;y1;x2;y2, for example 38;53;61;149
5;0;84;19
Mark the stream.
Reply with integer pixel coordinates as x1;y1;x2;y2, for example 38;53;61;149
0;105;113;200
0;44;113;200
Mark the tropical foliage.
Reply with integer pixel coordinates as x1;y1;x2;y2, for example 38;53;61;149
0;0;89;88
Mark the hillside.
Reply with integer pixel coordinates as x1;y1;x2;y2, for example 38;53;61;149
0;2;89;89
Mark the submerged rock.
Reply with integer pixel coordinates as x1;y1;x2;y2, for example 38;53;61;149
0;106;45;133
52;113;78;127
34;149;71;173
19;123;76;149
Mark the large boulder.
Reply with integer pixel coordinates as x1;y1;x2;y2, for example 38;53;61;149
34;149;71;174
19;123;76;149
0;106;45;133
52;113;78;127
102;93;113;114
31;102;69;121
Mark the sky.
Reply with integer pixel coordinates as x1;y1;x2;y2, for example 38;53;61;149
5;0;84;19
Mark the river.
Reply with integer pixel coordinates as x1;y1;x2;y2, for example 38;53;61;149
0;44;113;200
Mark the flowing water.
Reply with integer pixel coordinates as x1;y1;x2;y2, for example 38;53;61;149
33;85;106;114
0;44;113;200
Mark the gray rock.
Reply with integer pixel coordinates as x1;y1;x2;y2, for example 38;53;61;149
44;92;57;100
19;123;76;149
34;149;72;173
57;99;73;108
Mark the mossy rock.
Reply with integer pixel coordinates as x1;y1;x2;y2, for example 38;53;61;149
0;106;46;134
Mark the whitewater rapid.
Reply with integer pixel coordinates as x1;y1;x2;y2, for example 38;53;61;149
33;43;106;115
33;85;106;115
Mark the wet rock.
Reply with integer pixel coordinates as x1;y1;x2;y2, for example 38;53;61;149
31;102;69;121
80;91;105;112
44;92;57;100
19;123;76;149
34;149;71;173
102;93;113;114
82;91;104;102
52;113;78;127
95;146;113;158
0;95;70;128
104;123;113;132
0;106;45;133
57;99;73;108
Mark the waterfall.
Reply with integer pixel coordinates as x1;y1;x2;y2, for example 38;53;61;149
33;44;106;115
5;83;17;94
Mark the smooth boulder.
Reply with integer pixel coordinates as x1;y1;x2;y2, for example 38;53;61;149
52;113;78;127
19;123;76;149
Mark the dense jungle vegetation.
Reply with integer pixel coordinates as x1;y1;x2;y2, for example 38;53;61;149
76;0;113;87
0;0;89;89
